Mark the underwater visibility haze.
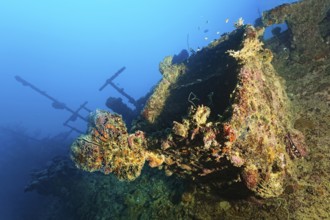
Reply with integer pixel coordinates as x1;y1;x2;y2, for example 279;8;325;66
1;0;329;219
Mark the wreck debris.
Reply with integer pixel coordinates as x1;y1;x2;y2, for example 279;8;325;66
71;25;307;198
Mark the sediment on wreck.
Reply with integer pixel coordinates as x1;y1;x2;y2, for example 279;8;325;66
71;25;306;198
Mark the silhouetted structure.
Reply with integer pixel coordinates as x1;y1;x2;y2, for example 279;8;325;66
15;75;91;134
99;67;138;108
99;67;153;126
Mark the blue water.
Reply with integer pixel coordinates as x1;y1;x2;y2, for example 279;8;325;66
0;1;298;219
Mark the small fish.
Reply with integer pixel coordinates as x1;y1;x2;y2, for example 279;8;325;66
204;37;208;40
203;29;209;33
216;31;220;35
225;18;229;23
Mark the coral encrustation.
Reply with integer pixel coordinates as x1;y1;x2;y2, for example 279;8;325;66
71;110;164;181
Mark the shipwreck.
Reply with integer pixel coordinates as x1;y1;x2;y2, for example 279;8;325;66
70;25;307;198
